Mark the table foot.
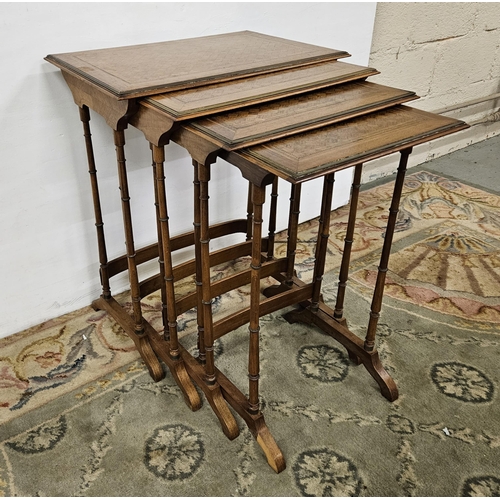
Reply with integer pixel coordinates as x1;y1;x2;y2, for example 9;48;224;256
178;345;240;440
215;368;286;473
255;419;287;473
92;296;165;383
362;352;399;401
137;335;167;383
204;383;241;440
147;333;203;412
283;300;398;402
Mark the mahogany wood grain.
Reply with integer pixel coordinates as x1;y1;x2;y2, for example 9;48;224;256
48;32;471;475
144;61;378;119
266;177;279;260
311;174;335;311
46;31;349;99
283;298;398;402
193;161;206;364
213;281;314;341
62;71;136;130
364;149;412;352
79;106;111;299
334;163;363;325
151;148;168;339
227;106;468;183
92;296;165;383
285;184;302;285
113;130;144;336
153;144;182;357
185;81;417;149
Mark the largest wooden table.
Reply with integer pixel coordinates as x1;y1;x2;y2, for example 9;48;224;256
46;32;468;473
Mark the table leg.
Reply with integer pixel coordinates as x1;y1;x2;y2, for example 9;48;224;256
150;145;201;411
196;162;240;439
285;183;302;286
266;177;279;261
151;146;168;340
311;174;335;311
93;128;164;382
281;166;400;401
333;163;363;327
193;161;206;364
247;183;286;473
79;106;111;300
263;181;301;297
248;184;265;414
364;148;412;351
246;182;253;240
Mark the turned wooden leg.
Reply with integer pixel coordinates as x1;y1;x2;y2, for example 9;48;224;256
152;144;201;410
79;106;111;300
248;183;266;414
263;180;300;297
113;130;164;382
152;144;181;358
193;161;206;364
285;183;302;286
266;177;279;261
334;164;363;328
151;146;168;340
246;182;253;241
198;162;239;439
364;148;412;352
311;174;335;312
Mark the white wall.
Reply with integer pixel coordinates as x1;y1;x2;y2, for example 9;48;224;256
0;2;377;338
364;2;500;183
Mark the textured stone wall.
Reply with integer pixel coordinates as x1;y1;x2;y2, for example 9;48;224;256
365;2;500;182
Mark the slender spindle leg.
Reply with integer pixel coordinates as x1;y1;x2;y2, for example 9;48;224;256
315;174;330;262
364;148;412;352
193;160;206;364
79;106;111;300
266;177;279;261
151;144;201;410
199;164;217;384
198;162;239;439
311;174;335;312
246;183;285;473
263;181;301;298
246;182;254;240
114;130;144;335
248;183;266;414
334;164;363;324
152;145;180;359
285;183;302;286
151;146;168;340
113;130;164;382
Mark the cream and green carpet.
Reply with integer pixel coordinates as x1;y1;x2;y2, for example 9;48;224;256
1;169;499;496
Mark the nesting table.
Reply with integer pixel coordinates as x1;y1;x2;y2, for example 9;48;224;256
46;31;468;473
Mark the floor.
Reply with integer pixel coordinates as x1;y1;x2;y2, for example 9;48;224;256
366;134;500;194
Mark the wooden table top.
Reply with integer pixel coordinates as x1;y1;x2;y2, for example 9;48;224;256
222;106;469;183
144;61;378;120
45;31;348;99
184;81;418;149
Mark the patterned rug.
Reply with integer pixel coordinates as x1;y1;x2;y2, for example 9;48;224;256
1;170;499;496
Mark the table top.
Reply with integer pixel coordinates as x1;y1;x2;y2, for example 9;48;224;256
45;31;348;99
184;81;418;149
223;106;469;183
144;61;378;120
